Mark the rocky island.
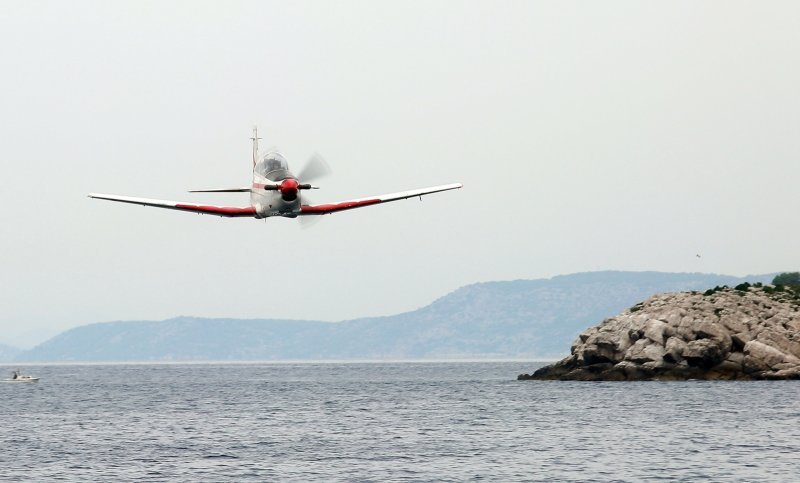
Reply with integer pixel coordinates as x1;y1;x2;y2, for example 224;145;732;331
519;280;800;380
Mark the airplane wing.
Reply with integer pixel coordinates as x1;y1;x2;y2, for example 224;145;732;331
188;187;252;193
88;193;257;218
299;183;462;215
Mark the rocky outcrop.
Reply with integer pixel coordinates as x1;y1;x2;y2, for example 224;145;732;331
519;284;800;380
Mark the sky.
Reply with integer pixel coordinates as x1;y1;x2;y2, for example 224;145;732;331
1;1;799;348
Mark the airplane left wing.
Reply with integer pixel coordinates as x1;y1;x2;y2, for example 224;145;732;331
188;187;252;193
88;193;257;217
299;183;462;215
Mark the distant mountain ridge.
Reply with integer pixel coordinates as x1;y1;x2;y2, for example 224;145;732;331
0;343;21;362
15;271;776;362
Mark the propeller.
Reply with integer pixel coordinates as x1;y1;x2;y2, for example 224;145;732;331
264;153;332;200
262;152;332;223
297;154;331;229
297;153;331;183
299;207;323;229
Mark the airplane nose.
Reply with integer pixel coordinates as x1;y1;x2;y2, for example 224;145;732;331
279;178;299;201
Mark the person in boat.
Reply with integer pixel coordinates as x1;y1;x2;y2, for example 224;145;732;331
11;371;17;380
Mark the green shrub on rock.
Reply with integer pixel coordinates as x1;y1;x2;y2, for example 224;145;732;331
773;272;800;286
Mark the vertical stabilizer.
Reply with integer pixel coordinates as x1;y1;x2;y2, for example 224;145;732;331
250;125;261;167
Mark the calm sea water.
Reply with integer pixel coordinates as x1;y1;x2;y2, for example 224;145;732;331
1;362;798;482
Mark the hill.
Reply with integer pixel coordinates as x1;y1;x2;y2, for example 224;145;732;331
0;343;21;362
16;271;775;362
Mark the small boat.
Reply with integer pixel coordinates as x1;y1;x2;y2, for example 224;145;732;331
2;370;39;383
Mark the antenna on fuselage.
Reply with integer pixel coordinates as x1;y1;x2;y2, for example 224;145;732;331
250;125;262;167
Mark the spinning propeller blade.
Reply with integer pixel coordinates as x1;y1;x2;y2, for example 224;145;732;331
297;153;331;183
299;193;323;229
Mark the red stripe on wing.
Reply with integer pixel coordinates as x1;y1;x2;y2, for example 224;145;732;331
300;199;381;215
175;204;257;217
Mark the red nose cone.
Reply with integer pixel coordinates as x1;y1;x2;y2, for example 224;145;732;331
279;178;299;201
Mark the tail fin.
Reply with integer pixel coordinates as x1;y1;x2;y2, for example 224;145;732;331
250;125;261;167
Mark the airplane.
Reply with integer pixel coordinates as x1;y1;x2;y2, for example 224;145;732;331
89;127;462;221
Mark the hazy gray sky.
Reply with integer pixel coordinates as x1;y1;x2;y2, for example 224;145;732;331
1;1;798;347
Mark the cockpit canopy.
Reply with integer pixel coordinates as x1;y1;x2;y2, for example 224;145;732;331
255;152;290;180
262;153;288;172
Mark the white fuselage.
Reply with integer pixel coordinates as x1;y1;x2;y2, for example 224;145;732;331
251;152;301;218
251;176;301;218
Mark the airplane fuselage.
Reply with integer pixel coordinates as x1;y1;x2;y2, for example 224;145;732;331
251;152;302;218
250;178;301;218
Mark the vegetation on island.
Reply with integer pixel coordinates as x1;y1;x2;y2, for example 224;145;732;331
696;272;800;301
773;272;800;287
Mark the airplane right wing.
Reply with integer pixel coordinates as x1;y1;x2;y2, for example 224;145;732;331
299;183;462;215
88;193;257;218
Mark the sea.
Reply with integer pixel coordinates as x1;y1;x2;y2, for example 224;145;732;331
1;361;798;482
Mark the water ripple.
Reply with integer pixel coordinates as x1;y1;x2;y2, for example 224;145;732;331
0;362;798;481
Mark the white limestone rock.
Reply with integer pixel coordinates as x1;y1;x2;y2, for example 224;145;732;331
643;320;669;344
522;285;800;380
624;339;667;363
